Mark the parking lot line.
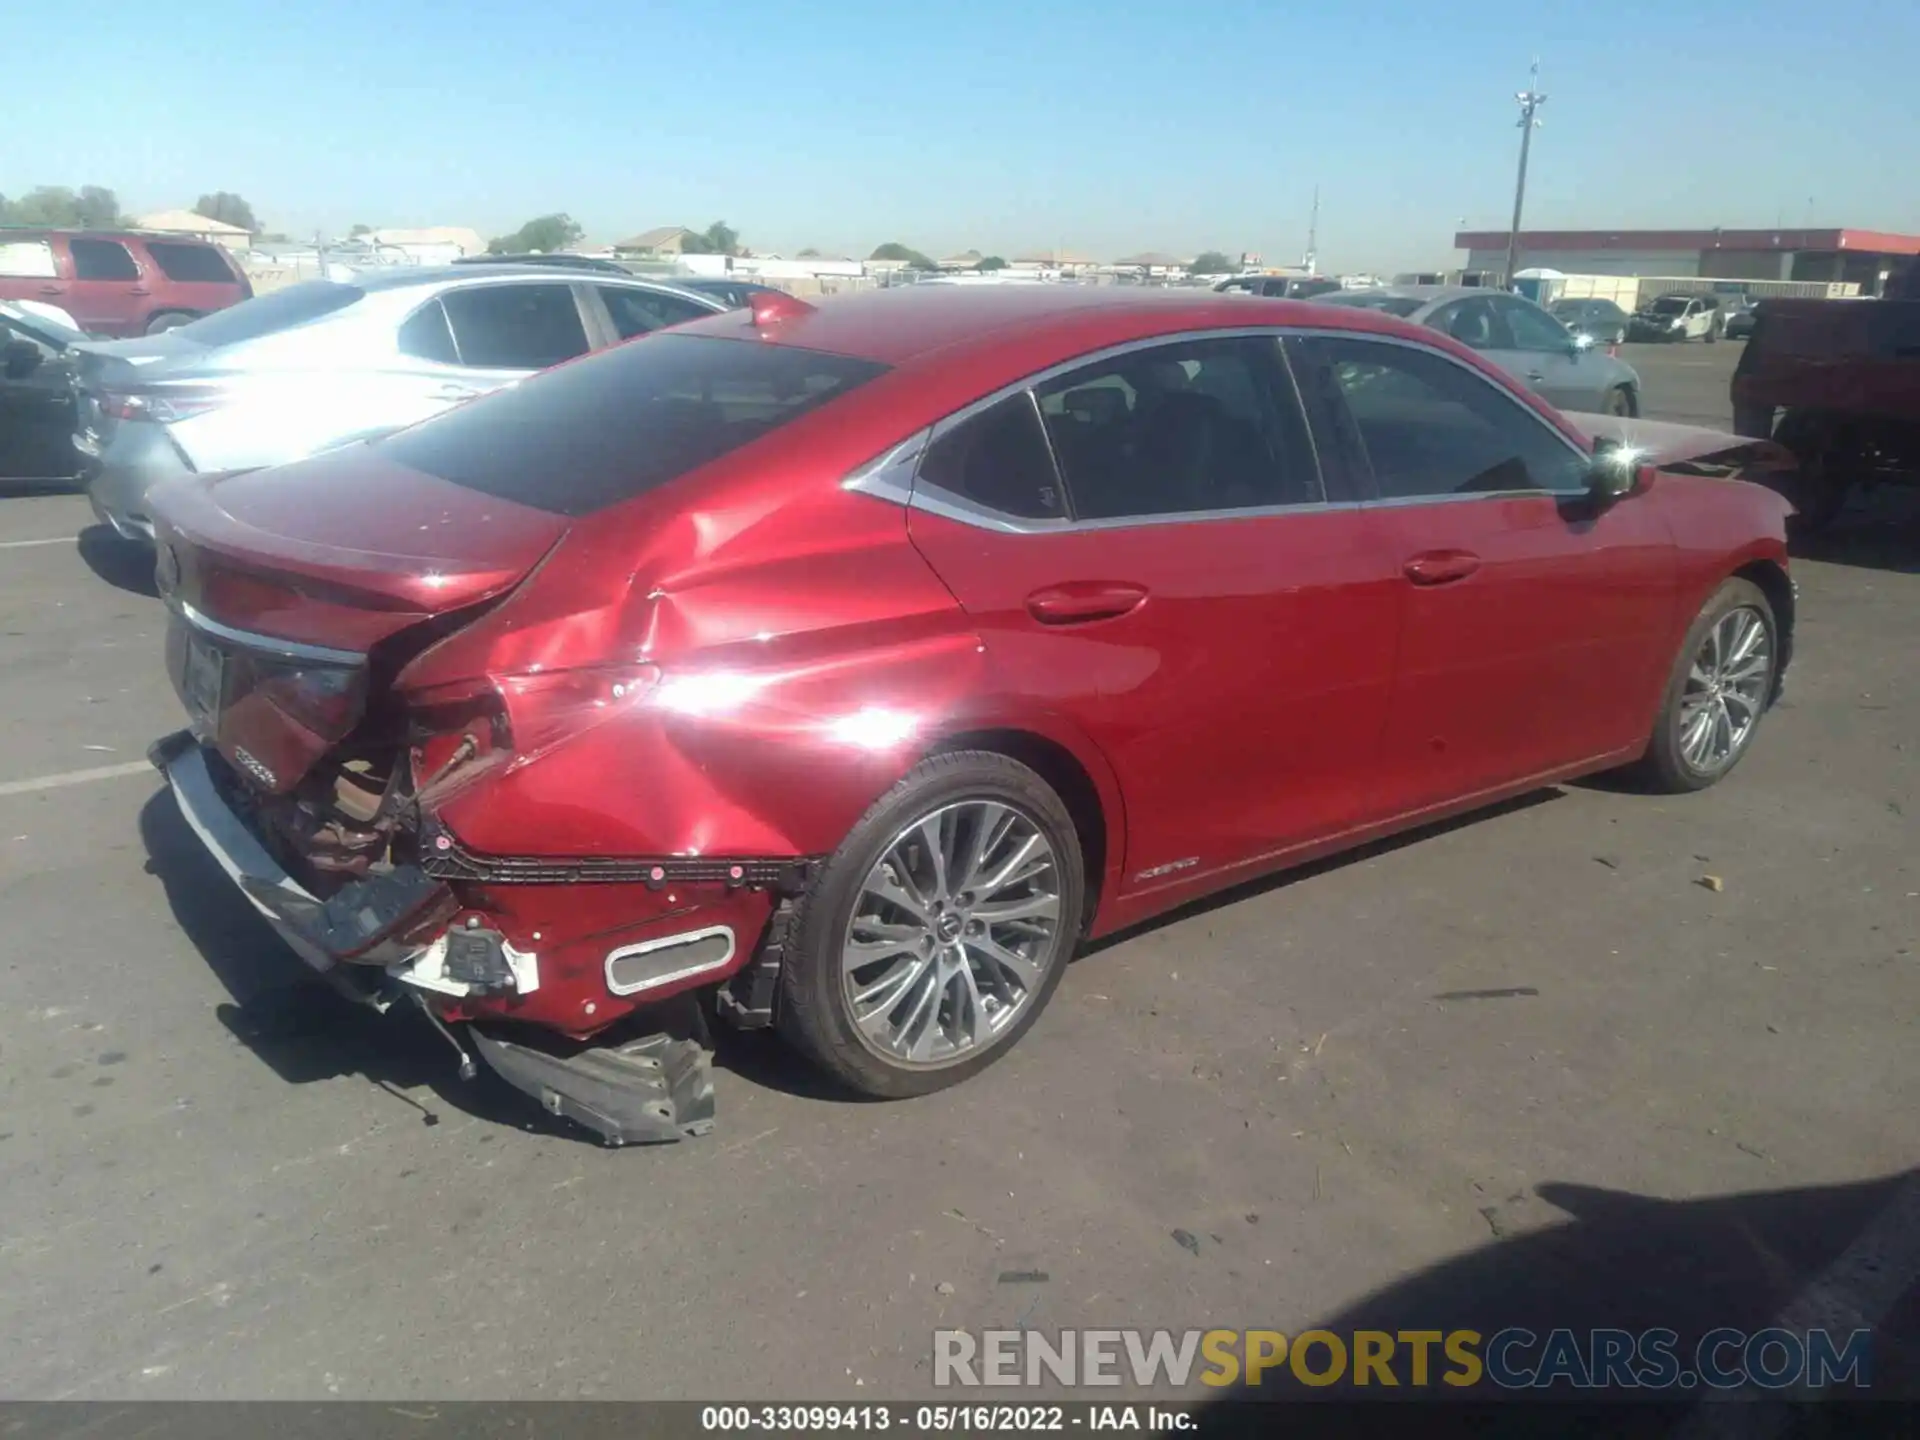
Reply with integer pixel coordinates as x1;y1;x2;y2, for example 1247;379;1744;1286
0;760;155;797
0;536;78;550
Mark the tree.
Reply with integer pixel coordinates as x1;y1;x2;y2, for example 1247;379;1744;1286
869;241;940;271
195;192;261;233
0;184;126;228
797;246;822;258
349;223;373;237
1189;251;1235;276
978;255;1008;271
488;213;585;254
679;220;741;257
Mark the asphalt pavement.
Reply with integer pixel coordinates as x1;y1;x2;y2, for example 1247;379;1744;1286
0;341;1914;1403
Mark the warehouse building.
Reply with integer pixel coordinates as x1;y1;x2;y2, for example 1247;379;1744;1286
1453;227;1920;295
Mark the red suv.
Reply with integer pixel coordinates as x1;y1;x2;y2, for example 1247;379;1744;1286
0;230;252;336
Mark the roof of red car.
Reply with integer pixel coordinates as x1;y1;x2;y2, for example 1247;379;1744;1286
677;283;1418;371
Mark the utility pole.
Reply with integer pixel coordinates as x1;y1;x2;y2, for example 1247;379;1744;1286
1304;185;1320;275
1503;59;1547;287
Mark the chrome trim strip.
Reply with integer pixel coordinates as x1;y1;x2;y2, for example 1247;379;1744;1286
604;925;738;997
173;599;366;667
838;323;1598;535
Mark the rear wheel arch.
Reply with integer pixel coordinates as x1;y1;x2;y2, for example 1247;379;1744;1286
925;726;1114;935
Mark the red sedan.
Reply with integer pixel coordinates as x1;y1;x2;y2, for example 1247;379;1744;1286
145;285;1796;1144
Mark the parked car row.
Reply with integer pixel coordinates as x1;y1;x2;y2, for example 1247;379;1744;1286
122;280;1801;1143
73;266;728;537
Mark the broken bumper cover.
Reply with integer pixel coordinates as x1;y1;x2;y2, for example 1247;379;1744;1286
148;730;450;975
149;731;718;1146
471;1029;716;1146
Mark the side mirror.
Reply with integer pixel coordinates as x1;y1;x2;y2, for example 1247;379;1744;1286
1586;441;1647;504
3;338;42;380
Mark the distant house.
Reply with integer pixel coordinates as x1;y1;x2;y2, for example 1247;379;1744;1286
1010;248;1100;276
615;226;695;257
366;226;487;264
938;249;984;271
1114;251;1190;277
135;210;252;253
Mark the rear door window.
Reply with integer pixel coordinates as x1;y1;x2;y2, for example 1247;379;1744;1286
144;241;237;283
594;285;716;340
378;333;888;516
917;394;1065;520
440;282;590;369
69;239;140;281
397;298;459;364
0;240;58;278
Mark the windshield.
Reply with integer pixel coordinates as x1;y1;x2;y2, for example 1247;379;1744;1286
379;333;889;517
171;281;366;348
1317;293;1425;318
1649;296;1691;315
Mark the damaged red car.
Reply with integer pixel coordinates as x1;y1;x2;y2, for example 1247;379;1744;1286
146;286;1798;1145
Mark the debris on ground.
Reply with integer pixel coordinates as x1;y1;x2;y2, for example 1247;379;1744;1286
1171;1229;1201;1255
1698;875;1726;892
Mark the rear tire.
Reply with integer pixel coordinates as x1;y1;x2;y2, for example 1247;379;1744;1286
1631;578;1777;794
1605;386;1635;418
144;311;195;334
1772;413;1852;535
776;751;1085;1099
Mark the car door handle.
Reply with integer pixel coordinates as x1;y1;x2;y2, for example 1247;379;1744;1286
39;285;66;295
1402;550;1482;586
127;286;150;296
1525;371;1546;382
1025;581;1148;624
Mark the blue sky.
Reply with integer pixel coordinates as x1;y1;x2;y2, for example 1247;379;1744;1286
9;0;1917;272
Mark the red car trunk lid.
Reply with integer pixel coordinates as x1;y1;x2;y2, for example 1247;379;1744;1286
151;446;569;791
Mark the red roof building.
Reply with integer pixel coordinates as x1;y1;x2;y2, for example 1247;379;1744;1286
1453;227;1920;292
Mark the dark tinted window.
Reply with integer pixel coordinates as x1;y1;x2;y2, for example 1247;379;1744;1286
1650;295;1690;314
1307;336;1588;500
175;281;364;346
397;298;459;364
441;283;589;368
69;239;139;281
1430;297;1510;350
918;394;1064;520
1497;297;1574;352
596;285;716;340
144;241;237;283
1034;336;1320;518
379;334;887;516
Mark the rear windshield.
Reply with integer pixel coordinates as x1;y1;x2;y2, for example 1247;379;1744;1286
174;281;364;347
379;333;889;516
144;241;238;284
1318;293;1425;318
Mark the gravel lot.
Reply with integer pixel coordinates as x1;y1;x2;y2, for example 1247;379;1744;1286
1;340;1914;1403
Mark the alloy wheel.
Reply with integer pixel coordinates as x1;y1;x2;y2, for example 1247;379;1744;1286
841;800;1065;1068
1677;606;1772;774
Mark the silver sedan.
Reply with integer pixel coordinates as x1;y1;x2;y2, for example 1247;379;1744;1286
72;265;727;540
1316;285;1642;416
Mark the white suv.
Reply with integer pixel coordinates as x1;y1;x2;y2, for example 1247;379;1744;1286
1630;293;1722;343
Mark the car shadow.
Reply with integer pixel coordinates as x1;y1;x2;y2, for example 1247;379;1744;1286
1790;487;1920;576
0;476;83;497
1190;1169;1918;1436
77;523;159;598
138;788;584;1143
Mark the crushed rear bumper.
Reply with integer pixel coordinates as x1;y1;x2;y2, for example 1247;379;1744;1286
148;729;719;1145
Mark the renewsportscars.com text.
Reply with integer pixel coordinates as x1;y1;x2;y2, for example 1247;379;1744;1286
933;1327;1874;1391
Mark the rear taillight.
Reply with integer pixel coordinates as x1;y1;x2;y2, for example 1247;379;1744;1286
255;659;367;739
97;385;229;424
